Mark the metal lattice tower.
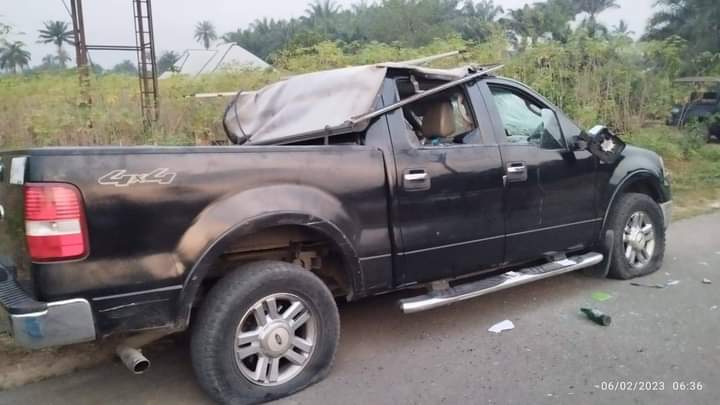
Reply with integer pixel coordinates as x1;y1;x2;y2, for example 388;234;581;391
132;0;159;125
71;0;160;126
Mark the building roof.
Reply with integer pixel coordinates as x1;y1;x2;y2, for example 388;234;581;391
164;43;271;78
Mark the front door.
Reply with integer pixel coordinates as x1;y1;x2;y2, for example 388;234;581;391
480;80;600;263
386;82;506;285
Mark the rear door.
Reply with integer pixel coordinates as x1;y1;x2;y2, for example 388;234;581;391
386;82;506;285
479;79;600;263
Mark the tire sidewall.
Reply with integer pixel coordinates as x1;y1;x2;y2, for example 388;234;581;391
192;263;339;405
608;193;666;279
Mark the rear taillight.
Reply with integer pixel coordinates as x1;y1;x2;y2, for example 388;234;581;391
24;183;89;262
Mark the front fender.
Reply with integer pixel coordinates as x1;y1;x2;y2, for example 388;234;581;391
599;146;671;234
173;184;363;325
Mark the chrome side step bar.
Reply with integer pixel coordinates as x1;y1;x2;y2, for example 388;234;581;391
399;252;603;314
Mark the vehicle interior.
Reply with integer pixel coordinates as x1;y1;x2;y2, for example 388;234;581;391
395;76;478;146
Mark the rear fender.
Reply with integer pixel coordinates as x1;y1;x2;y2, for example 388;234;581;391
174;184;361;326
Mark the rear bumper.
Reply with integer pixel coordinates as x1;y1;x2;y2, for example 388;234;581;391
660;201;673;228
0;265;96;349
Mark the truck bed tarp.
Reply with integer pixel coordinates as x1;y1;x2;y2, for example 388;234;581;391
223;64;472;145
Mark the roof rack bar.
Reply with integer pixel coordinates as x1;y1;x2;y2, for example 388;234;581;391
349;64;504;125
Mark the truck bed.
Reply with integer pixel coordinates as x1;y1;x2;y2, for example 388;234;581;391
0;145;392;334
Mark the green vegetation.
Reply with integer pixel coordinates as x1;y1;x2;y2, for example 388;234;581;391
0;41;30;73
625;127;720;219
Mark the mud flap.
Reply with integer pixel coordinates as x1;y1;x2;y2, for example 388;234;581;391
583;230;614;278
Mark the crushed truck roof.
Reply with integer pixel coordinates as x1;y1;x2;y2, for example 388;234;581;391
223;63;497;145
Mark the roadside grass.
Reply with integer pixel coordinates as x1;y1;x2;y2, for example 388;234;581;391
624;126;720;219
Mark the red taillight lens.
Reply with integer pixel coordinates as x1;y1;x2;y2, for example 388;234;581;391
24;184;88;262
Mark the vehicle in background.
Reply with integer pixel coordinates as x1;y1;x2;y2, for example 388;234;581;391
667;76;720;140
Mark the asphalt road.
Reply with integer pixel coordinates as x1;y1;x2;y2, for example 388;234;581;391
1;212;719;405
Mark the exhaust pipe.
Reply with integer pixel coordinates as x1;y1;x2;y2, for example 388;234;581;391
116;345;151;374
115;329;176;374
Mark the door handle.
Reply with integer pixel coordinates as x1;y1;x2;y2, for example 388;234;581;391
403;169;431;191
404;172;428;181
505;162;528;183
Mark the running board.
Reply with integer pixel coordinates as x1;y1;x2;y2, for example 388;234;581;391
399;252;603;314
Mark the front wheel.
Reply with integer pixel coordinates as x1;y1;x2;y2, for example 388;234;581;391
607;193;666;279
191;261;340;405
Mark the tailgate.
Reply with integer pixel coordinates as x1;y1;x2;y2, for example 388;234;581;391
0;153;32;292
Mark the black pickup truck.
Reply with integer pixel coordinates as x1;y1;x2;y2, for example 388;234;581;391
0;63;671;404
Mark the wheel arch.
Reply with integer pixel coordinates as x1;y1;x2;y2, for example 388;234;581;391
173;184;364;328
175;213;360;327
600;170;668;235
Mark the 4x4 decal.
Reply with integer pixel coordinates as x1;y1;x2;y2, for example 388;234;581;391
98;168;177;187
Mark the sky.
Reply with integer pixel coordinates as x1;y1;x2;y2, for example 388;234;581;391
3;0;656;68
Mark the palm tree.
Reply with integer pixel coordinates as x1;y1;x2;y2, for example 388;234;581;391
501;5;546;49
41;54;56;66
612;20;634;36
194;21;217;50
0;41;31;73
645;0;720;55
462;0;503;22
575;0;619;37
157;50;181;73
303;0;341;33
576;0;620;20
55;47;71;67
38;21;74;68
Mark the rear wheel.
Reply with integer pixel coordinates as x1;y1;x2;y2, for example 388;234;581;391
191;261;340;405
607;193;666;279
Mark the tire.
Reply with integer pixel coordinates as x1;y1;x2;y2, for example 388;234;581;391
191;261;340;405
607;193;666;279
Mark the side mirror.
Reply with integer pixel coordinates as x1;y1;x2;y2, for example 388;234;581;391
577;125;626;164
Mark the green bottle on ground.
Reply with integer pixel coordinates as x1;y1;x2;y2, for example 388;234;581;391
580;307;612;326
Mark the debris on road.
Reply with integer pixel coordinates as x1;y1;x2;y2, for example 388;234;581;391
698;261;709;267
702;278;712;284
665;280;680;286
488;320;515;334
580;308;612;326
591;291;612;302
711;305;718;310
630;282;666;289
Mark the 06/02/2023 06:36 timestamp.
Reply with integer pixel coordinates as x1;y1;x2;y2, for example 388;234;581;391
599;381;704;391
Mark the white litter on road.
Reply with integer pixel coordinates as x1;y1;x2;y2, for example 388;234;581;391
666;280;680;286
703;278;712;285
488;320;515;334
711;305;718;310
698;261;709;267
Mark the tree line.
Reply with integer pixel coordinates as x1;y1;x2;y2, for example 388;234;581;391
1;0;719;75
